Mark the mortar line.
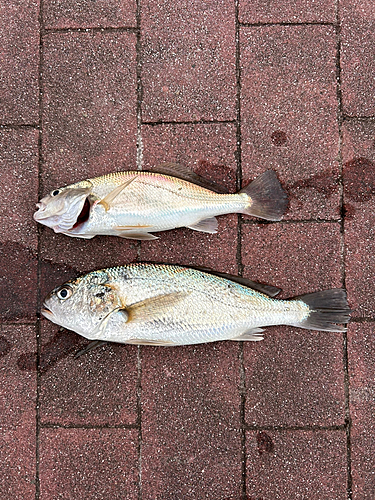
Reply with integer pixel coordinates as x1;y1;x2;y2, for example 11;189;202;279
135;2;143;498
244;424;347;431
35;1;46;498
0;123;39;129
240;21;338;28
136;346;143;500
343;114;375;121
234;4;247;499
142;119;236;126
44;26;138;34
241;218;342;224
335;2;353;497
40;423;139;429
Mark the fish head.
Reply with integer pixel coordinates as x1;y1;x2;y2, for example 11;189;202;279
33;181;93;233
42;270;124;339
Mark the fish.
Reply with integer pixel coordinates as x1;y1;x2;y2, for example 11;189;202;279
41;263;351;347
33;164;288;240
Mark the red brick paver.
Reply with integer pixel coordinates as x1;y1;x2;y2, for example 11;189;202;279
42;31;137;187
246;430;348;499
141;0;236;122
39;321;138;426
0;0;40;123
348;322;375;499
239;0;336;24
0;325;36;498
244;326;345;427
341;0;375;116
43;0;137;29
39;428;139;499
342;120;375;319
141;343;242;499
240;26;340;220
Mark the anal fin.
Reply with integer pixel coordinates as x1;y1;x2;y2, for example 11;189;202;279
125;339;176;346
187;217;218;234
116;231;159;240
231;328;264;341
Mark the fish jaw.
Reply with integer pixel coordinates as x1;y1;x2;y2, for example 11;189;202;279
33;183;93;233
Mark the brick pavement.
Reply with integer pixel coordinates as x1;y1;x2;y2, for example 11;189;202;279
0;0;374;498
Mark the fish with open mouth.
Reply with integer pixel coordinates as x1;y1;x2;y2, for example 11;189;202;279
41;264;351;347
33;164;288;240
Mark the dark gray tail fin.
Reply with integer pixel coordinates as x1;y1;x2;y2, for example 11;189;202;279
239;170;288;221
292;289;351;332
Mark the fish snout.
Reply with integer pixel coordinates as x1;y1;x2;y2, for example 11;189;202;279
41;302;54;320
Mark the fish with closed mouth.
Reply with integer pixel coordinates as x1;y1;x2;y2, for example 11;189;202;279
33;164;288;240
41;264;351;346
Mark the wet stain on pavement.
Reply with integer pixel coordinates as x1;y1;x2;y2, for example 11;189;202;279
257;431;274;454
18;328;86;373
271;130;287;146
196;159;236;191
0;336;12;358
342;202;356;220
344;157;375;202
0;241;78;321
287;171;338;197
17;351;37;371
0;242;38;321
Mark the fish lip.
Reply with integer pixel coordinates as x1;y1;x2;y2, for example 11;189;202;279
41;304;54;319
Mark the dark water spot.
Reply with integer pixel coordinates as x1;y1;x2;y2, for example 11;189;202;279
39;329;85;373
196;159;236;191
287;170;338;196
18;329;86;373
257;431;274;454
17;352;37;371
344;157;375;202
0;336;12;357
343;203;356;220
0;242;38;321
271;130;287;146
0;241;79;322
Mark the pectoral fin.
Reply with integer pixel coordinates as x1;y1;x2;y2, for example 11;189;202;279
74;340;108;358
127;291;189;323
99;176;138;211
187;217;218;234
231;328;264;341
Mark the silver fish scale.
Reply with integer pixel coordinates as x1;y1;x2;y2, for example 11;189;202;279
93;264;305;345
85;172;246;233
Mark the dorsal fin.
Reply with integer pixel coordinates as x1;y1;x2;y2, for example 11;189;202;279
148;162;229;194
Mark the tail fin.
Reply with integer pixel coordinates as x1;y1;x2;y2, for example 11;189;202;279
240;170;288;221
292;289;351;332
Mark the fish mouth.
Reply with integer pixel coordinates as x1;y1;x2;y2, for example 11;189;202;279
41;304;54;320
33;202;47;221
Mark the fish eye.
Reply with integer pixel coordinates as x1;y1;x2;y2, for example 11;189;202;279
52;189;60;196
56;286;73;300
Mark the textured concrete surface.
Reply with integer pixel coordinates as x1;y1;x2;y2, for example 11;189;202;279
0;0;373;498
